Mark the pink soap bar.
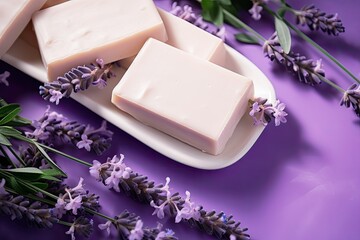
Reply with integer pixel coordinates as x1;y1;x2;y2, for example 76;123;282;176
32;0;167;81
112;39;254;155
0;0;47;57
119;8;225;69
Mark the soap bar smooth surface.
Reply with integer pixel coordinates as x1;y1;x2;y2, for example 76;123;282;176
0;0;47;57
119;8;225;69
112;39;254;155
32;0;167;81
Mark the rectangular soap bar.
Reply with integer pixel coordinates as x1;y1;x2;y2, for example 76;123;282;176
112;39;254;155
32;0;167;81
0;0;47;57
119;8;226;69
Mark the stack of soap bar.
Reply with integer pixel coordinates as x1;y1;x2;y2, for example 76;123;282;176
120;8;226;69
0;0;47;57
32;0;167;81
112;39;254;155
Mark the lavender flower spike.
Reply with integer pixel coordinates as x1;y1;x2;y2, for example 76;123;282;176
40;59;118;104
65;217;93;240
26;107;113;155
129;220;144;240
0;71;10;86
340;83;360;117
90;155;250;239
263;32;325;85
249;98;288;126
0;178;7;195
295;5;345;36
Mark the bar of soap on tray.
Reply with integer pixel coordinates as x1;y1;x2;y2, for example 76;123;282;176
119;8;226;69
32;0;167;81
112;39;254;155
0;0;47;57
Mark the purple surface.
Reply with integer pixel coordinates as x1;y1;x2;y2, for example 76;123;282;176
1;0;360;239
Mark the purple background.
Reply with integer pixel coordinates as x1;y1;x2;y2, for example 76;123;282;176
0;0;359;239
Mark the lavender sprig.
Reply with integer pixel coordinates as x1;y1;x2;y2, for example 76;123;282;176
341;84;360;117
89;155;250;240
294;5;345;36
263;33;325;85
39;59;118;105
0;71;10;86
0;181;58;228
25;107;113;155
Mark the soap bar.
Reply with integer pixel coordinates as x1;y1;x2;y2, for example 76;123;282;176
32;0;167;81
20;0;68;48
0;0;47;57
119;8;226;69
112;39;254;155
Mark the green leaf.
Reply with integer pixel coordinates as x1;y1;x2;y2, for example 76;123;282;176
0;107;20;125
6;167;44;175
0;126;22;137
235;33;260;44
201;0;224;26
41;169;64;177
8;176;28;195
275;17;291;54
0;104;20;117
40;175;61;182
0;133;11;146
32;182;49;190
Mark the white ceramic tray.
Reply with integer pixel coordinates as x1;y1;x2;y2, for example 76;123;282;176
3;38;275;170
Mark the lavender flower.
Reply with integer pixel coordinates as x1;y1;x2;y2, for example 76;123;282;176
55;178;99;218
170;2;226;41
98;220;112;236
174;191;201;223
0;193;58;228
249;0;269;20
156;228;176;240
65;217;93;240
39;59;118;104
26;107;113;155
0;71;10;86
129;220;144;240
263;33;325;85
90;155;250;239
295;5;345;36
249;98;288;126
340;83;360;116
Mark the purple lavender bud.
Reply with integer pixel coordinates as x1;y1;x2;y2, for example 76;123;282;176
65;217;93;240
341;83;360;116
295;5;345;36
263;33;324;85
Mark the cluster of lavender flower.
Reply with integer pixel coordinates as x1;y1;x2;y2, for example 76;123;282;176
170;2;226;41
89;154;250;239
39;59;118;105
25;106;113;155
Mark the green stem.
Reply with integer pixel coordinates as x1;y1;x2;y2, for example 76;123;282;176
38;143;92;167
263;5;360;84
